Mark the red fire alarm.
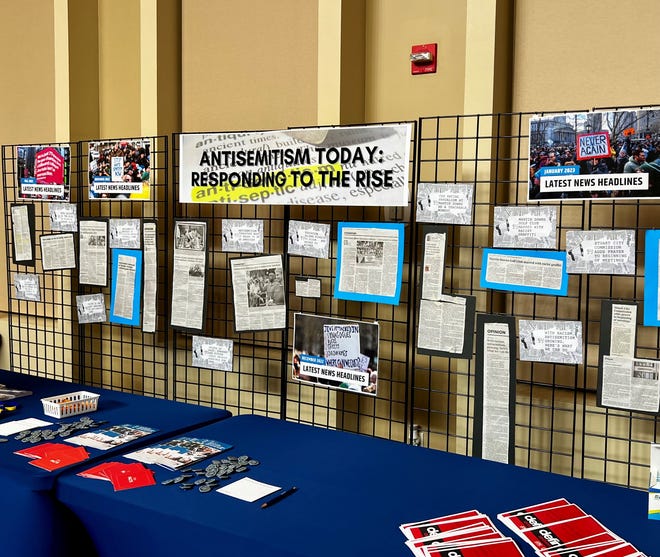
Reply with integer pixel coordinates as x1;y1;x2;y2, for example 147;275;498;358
410;43;437;75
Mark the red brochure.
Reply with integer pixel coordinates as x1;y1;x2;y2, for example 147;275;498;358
14;442;63;459
543;540;642;557
404;514;498;541
77;461;127;481
27;445;89;471
105;463;155;491
422;537;525;557
400;510;482;537
406;525;505;556
517;515;619;552
498;498;571;522
504;503;587;532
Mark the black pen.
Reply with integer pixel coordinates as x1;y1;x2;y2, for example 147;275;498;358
260;486;298;509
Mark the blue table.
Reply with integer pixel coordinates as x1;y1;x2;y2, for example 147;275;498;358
0;369;231;557
55;414;659;557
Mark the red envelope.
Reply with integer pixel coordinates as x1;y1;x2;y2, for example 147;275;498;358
105;463;156;491
14;442;63;459
28;445;89;471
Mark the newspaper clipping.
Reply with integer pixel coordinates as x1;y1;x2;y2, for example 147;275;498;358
601;355;660;413
13;273;40;302
171;221;207;331
292;313;379;395
493;206;557;249
565;230;635;275
481;322;512;464
40;233;76;271
421;231;446;300
416;182;474;224
10;204;33;263
79;220;108;286
609;303;637;358
110;250;141;326
76;293;107;324
109;218;141;249
230;255;286;331
222;219;264;253
17;145;70;202
519;319;583;364
48;203;77;232
336;223;402;302
295;277;322;298
417;295;468;355
287;220;331;259
192;336;234;372
142;222;158;333
482;250;566;294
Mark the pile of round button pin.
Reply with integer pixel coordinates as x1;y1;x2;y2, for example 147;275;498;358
12;417;108;444
161;454;260;493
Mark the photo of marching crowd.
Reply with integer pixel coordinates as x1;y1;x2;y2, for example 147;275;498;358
529;108;660;200
88;139;151;199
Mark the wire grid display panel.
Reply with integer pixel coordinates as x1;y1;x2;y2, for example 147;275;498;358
171;126;415;441
170;197;287;417
414;110;660;489
2;142;82;381
76;136;169;397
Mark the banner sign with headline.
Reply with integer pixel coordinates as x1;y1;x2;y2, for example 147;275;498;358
178;124;412;206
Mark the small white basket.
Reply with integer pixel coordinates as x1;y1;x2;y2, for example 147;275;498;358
40;391;100;418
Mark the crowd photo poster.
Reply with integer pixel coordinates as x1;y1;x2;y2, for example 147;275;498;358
529;107;660;201
292;313;379;396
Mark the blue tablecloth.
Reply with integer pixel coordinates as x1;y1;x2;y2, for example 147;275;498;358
56;414;660;557
0;369;231;557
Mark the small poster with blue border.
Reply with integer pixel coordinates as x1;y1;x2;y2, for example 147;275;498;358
334;222;404;305
110;249;142;326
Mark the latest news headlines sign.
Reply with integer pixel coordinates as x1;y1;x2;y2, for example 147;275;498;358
178;124;412;206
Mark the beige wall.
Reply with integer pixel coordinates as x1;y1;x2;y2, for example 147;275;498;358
365;0;468;123
182;0;318;132
513;0;660;112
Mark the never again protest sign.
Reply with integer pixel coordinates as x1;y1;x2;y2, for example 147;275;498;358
178;124;411;206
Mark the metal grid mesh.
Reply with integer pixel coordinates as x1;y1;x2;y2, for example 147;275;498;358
2;136;170;397
414;110;660;489
171;125;417;441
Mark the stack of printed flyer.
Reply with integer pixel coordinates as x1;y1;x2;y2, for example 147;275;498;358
498;498;647;556
124;436;232;470
399;510;525;556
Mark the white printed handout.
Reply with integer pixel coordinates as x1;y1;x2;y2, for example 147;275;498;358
601;355;660;413
171;221;207;331
416;182;474;224
493;206;557;249
40;233;76;270
48;203;78;232
609;303;637;359
192;336;233;372
565;230;635;275
76;293;107;324
11;204;33;262
518;320;583;364
78;220;108;286
13;273;40;302
481;322;512;464
287;220;330;259
421;231;446;300
109;219;141;249
417;295;467;355
294;277;321;298
142;222;158;333
222;219;264;253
